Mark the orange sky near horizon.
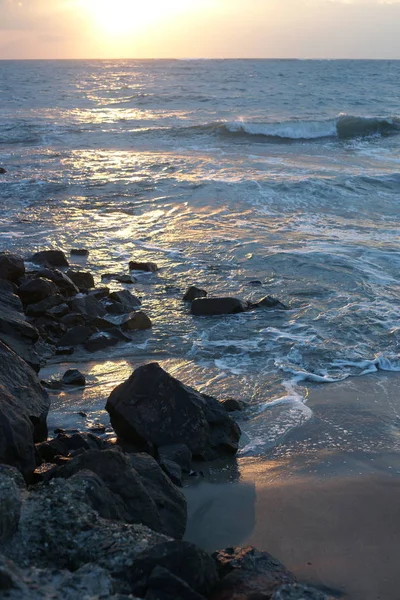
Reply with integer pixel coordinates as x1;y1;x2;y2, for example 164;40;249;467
0;0;399;59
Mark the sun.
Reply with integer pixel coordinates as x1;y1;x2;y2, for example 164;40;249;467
79;0;190;36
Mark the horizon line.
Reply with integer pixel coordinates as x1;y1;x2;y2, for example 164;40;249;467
1;57;400;61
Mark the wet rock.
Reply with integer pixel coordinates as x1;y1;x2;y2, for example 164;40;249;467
102;273;137;284
107;290;142;314
247;280;262;286
121;311;152;331
146;566;207;600
55;346;74;356
253;296;288;310
221;398;248;412
89;424;106;434
0;341;50;442
0;467;22;542
0;252;25;283
36;268;79;297
88;286;110;300
36;433;110;466
61;369;86;386
159;458;183;487
52;448;186;539
69;295;106;317
70;248;89;256
0;167;7;174
57;325;94;347
211;546;296;600
66;270;95;292
128;541;218;597
106;363;241;460
0;384;36;478
271;584;334;600
25;294;64;317
129;261;158;273
191;297;248;316
84;331;120;352
18;278;59;307
35;437;70;463
90;316;116;330
158;443;192;473
30;250;69;268
45;303;70;319
183;286;208;303
60;312;87;328
36;320;67;346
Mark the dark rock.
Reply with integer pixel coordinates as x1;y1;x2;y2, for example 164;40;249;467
146;566;207;600
63;432;111;452
90;316;116;330
70;248;89;256
25;294;64;317
84;332;120;352
0;167;6;174
253;296;289;310
211;546;296;600
60;312;87;328
158;444;192;473
129;261;159;273
109;290;141;311
0;464;22;543
221;398;247;412
129;541;218;597
0;384;36;478
247;280;262;286
18;277;58;306
30;250;69;268
0;554;25;592
36;268;79;297
57;325;94;347
66;270;95;292
271;584;333;600
0;278;17;293
121;311;152;331
69;295;106;317
102;273;137;284
106;363;240;460
129;453;187;539
0;341;50;442
35;437;70;463
88;286;110;300
46;302;70;319
160;458;183;487
191;298;248;316
183;286;208;303
55;346;75;356
53;449;186;539
62;369;86;386
89;424;106;434
0;252;25;282
36;320;67;345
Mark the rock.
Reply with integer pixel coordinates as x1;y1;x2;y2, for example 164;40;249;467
36;433;110;465
60;312;87;328
66;270;95;292
211;546;296;600
247;280;262;286
88;286;110;300
57;325;94;347
108;290;142;313
35;319;66;346
36;268;79;297
102;273;137;284
121;311;152;331
55;346;74;356
183;286;208;303
0;341;50;442
271;584;333;600
70;248;89;256
18;278;58;306
35;437;70;463
191;298;248;316
25;294;64;317
61;369;86;386
0;167;7;174
253;296;288;310
221;398;247;412
84;332;120;352
90;316;115;330
46;303;70;319
30;250;69;268
128;541;218;597
158;444;192;473
0;554;25;593
69;295;106;317
0;467;22;542
52;448;186;539
146;566;207;600
0;384;36;478
159;458;183;487
129;261;158;273
106;363;241;460
0;252;25;283
0;278;17;293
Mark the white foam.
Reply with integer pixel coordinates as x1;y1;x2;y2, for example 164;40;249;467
226;118;338;140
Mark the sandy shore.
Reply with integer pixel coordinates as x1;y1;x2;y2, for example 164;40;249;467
184;372;400;600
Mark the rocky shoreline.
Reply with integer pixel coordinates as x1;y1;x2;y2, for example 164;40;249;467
0;249;338;599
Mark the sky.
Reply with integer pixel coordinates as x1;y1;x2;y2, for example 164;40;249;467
0;0;399;59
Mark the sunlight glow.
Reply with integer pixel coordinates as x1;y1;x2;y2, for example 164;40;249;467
79;0;195;36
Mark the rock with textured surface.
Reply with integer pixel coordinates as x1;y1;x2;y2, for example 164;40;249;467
191;297;248;316
18;278;58;306
69;295;106;317
0;253;25;283
121;311;152;331
30;250;69;268
61;369;86;386
36;268;79;297
106;363;240;460
66;270;95;292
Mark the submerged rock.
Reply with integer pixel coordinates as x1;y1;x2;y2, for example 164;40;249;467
70;248;89;256
191;297;248;316
0;252;25;283
253;296;288;310
183;286;208;303
129;260;158;273
30;250;69;268
106;363;240;460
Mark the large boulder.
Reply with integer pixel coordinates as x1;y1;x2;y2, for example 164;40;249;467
66;270;95;292
30;250;69;268
191;297;248;316
0;341;50;442
52;449;187;539
0;253;25;283
106;363;240;460
36;268;79;297
18;278;58;306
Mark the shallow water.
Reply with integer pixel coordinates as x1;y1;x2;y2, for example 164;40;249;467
1;59;400;453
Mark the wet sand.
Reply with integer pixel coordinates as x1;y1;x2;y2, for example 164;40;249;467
184;372;400;600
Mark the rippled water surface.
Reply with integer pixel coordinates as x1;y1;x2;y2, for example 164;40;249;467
1;59;400;454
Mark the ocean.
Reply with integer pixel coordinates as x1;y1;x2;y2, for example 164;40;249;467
1;59;400;456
